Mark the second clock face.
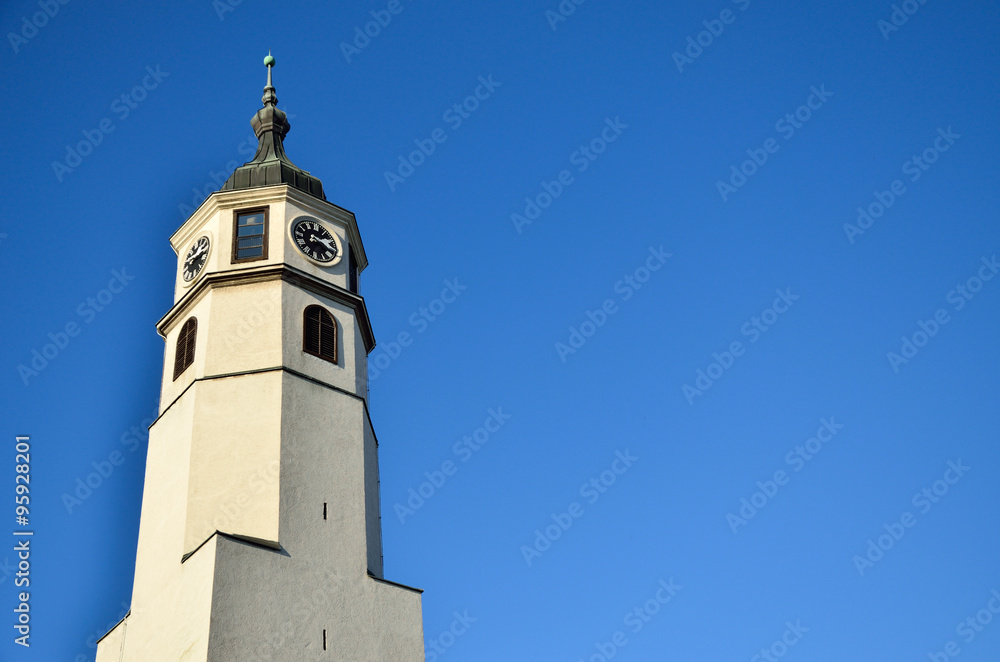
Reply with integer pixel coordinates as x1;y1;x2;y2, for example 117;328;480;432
183;235;211;282
292;219;339;263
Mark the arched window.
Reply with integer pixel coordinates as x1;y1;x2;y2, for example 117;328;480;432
173;318;198;380
303;306;337;363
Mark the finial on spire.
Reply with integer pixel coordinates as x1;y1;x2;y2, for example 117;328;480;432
262;51;277;107
220;52;326;200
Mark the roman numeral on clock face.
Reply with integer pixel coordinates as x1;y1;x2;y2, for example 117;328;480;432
293;219;337;263
183;236;211;282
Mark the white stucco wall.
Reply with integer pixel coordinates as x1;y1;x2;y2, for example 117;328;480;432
183;372;283;554
203;375;423;659
96;396;218;662
98;184;422;662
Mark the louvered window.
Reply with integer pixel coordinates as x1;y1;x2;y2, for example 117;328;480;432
173;318;198;380
303;306;337;363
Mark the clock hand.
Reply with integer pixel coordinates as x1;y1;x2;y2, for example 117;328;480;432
307;234;336;251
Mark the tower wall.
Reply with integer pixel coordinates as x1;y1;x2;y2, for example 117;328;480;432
206;536;424;661
95;59;423;658
183;372;283;554
96;388;218;662
194;374;412;660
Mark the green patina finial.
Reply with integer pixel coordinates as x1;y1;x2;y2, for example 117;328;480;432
220;51;326;200
262;51;275;95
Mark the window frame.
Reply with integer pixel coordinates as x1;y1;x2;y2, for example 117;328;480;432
173;317;198;381
348;245;359;293
302;305;338;365
231;206;270;264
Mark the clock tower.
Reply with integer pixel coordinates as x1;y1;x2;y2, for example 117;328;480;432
95;55;427;661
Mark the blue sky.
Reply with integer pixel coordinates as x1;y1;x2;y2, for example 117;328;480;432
2;0;999;659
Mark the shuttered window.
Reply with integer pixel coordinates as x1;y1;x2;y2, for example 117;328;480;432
303;306;337;363
173;318;197;380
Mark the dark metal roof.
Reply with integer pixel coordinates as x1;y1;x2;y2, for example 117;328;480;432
221;56;325;200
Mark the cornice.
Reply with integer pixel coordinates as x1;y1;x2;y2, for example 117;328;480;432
169;185;289;254
156;263;376;353
181;530;281;564
153;365;368;431
367;573;424;595
170;184;368;272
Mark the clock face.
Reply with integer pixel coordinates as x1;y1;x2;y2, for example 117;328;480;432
182;236;211;282
292;220;339;263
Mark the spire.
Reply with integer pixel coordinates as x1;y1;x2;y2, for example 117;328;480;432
220;53;326;200
261;50;277;106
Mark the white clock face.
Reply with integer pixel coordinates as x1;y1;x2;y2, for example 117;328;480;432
292;219;339;264
183;236;211;282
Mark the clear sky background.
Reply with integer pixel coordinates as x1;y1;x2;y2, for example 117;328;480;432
1;0;999;659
